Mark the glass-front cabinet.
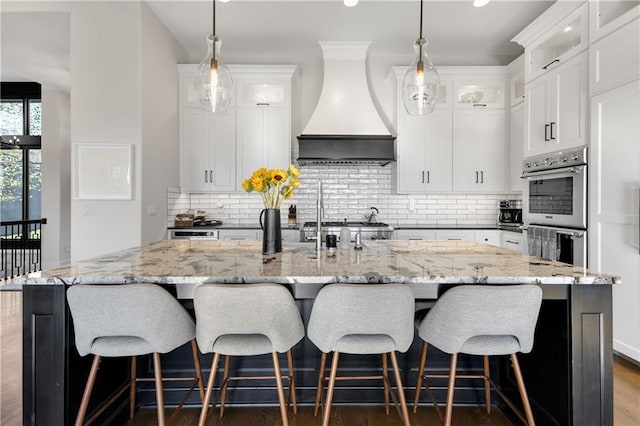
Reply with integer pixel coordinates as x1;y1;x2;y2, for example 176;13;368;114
453;79;505;109
526;3;588;81
590;0;640;42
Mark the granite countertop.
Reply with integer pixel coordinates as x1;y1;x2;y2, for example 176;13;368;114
19;240;619;286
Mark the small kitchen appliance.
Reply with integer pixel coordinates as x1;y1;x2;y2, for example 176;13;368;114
498;200;522;225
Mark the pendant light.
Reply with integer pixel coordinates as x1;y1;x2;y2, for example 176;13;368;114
401;0;440;115
195;0;233;113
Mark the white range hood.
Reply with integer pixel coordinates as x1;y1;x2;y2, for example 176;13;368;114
297;41;395;166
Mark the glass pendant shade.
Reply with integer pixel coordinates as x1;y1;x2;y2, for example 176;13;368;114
402;38;440;115
195;34;233;113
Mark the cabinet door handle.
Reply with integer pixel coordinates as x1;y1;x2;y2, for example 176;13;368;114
210;170;213;183
422;171;425;184
544;124;550;141
475;171;479;183
473;103;487;107
550;122;556;140
204;170;208;183
256;103;270;106
506;240;520;245
480;170;484;183
542;59;560;70
426;171;430;183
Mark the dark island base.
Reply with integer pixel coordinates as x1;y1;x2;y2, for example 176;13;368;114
22;285;612;426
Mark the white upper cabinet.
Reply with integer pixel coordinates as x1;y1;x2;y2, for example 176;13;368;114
452;109;507;192
178;66;236;192
590;17;640;95
524;51;588;157
396;110;452;193
589;0;640;42
509;102;525;192
233;66;295;190
178;64;295;193
524;4;588;82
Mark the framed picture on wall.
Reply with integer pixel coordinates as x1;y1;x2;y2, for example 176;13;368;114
72;143;133;200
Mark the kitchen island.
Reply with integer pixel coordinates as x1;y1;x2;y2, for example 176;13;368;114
20;240;618;425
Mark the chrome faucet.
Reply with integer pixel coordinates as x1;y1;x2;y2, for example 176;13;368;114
316;180;324;252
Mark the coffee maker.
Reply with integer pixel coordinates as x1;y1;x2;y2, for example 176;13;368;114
498;200;522;225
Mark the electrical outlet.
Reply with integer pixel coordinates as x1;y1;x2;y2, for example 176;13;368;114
84;205;95;216
146;204;157;216
409;197;416;212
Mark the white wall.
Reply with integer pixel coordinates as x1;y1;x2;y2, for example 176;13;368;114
41;89;71;268
140;2;188;244
69;2;143;260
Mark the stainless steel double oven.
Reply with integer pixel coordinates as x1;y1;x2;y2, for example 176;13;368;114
521;146;587;266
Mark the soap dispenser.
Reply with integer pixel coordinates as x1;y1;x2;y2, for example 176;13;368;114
339;226;351;249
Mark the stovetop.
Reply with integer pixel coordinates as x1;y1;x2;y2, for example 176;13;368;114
302;221;391;228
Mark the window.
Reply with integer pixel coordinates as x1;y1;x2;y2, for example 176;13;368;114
1;82;42;228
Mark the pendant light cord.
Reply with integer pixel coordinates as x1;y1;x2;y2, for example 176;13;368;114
419;0;423;39
418;0;424;62
212;0;216;36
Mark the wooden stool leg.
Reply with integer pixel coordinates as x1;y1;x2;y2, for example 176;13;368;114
130;356;137;418
198;353;221;426
75;355;101;426
444;353;458;426
390;351;410;426
314;352;327;417
511;353;535;426
152;353;166;426
286;349;298;414
483;355;491;414
191;340;205;403
413;341;428;413
382;353;390;415
219;355;231;418
322;351;340;426
272;352;289;426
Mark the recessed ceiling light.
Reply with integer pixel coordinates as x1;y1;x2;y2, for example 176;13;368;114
473;0;490;7
564;25;573;32
344;0;358;7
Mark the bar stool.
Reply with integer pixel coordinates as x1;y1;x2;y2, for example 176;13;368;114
193;283;305;426
67;283;204;426
413;284;543;426
307;283;415;426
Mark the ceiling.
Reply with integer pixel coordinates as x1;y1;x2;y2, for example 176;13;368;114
146;0;555;65
0;0;557;91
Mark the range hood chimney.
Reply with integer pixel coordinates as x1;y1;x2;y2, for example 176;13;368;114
297;41;395;166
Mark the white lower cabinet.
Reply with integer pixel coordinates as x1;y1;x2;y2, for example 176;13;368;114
393;230;436;240
217;229;261;240
500;231;524;253
393;229;500;247
475;230;501;247
452;109;507;192
282;229;301;242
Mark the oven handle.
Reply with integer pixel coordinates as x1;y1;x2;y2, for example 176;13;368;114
521;165;585;179
526;224;585;238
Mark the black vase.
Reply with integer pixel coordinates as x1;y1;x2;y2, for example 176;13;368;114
259;208;282;254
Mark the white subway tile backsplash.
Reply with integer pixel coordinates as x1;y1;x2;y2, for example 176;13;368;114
166;165;521;226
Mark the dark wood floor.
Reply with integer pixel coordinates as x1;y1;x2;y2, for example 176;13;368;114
2;288;639;425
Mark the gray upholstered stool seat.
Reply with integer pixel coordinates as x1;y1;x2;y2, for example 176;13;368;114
194;283;305;426
307;283;415;426
67;283;204;426
413;284;543;426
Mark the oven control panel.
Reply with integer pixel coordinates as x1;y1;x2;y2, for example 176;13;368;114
523;146;587;173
